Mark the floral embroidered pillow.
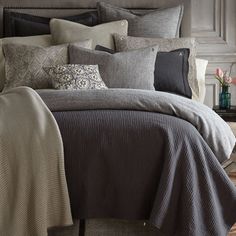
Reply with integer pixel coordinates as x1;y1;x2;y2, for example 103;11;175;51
44;64;108;90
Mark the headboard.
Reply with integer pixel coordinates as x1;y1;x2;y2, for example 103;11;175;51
0;0;191;38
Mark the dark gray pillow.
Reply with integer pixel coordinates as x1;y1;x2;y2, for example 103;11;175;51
155;49;192;98
4;10;98;37
95;45;192;98
97;2;184;38
69;45;159;90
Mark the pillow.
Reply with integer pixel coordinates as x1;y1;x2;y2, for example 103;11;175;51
0;34;53;92
155;49;191;98
69;45;159;90
4;10;98;37
2;40;92;90
97;2;184;38
44;64;108;90
50;18;128;49
193;59;208;103
113;34;198;98
95;45;115;54
96;45;192;98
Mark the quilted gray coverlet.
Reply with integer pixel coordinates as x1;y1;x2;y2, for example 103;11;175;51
38;89;236;236
38;89;235;163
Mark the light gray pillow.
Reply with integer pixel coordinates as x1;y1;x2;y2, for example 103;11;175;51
50;18;128;49
2;40;92;90
97;2;184;38
69;45;159;90
113;34;199;98
44;64;108;90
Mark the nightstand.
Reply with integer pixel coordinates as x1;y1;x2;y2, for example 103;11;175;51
213;106;236;235
213;105;236;177
213;105;236;136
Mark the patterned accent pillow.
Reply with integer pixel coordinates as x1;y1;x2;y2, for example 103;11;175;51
44;64;108;90
2;40;92;90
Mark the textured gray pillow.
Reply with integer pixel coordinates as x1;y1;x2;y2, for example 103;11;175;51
113;34;199;98
44;64;108;90
2;40;92;90
50;18;128;49
0;35;52;92
69;45;159;90
97;2;184;38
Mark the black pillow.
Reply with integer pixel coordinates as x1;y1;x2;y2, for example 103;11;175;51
95;45;192;98
155;49;192;98
4;10;98;37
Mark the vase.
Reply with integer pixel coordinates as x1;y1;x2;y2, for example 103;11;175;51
219;85;231;109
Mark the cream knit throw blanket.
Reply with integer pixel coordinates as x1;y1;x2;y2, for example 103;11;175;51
0;87;72;236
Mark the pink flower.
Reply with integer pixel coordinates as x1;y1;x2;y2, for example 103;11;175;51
231;77;236;85
224;76;232;84
216;68;224;78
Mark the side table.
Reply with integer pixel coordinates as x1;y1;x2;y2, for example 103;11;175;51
213;106;236;235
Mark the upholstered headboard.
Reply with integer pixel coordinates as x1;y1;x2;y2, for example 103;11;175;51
0;0;191;38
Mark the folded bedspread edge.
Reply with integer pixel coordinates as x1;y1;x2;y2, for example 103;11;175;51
37;88;236;163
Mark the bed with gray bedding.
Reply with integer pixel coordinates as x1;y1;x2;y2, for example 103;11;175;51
1;0;236;235
37;89;236;236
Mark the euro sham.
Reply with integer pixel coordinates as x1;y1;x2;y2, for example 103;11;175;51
3;40;92;90
97;2;184;38
4;10;98;37
0;34;52;92
50;18;128;49
69;45;158;90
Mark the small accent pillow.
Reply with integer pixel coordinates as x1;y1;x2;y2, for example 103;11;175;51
97;2;184;38
50;18;128;49
4;10;98;37
44;64;107;90
69;45;159;90
113;34;198;98
95;45;192;98
2;40;92;90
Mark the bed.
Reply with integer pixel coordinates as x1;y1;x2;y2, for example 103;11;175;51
0;0;236;236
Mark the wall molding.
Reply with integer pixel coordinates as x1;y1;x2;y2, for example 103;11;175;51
192;0;236;55
192;0;226;44
191;0;236;107
205;78;219;107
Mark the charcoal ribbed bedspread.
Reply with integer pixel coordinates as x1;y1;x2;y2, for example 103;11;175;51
38;89;236;236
